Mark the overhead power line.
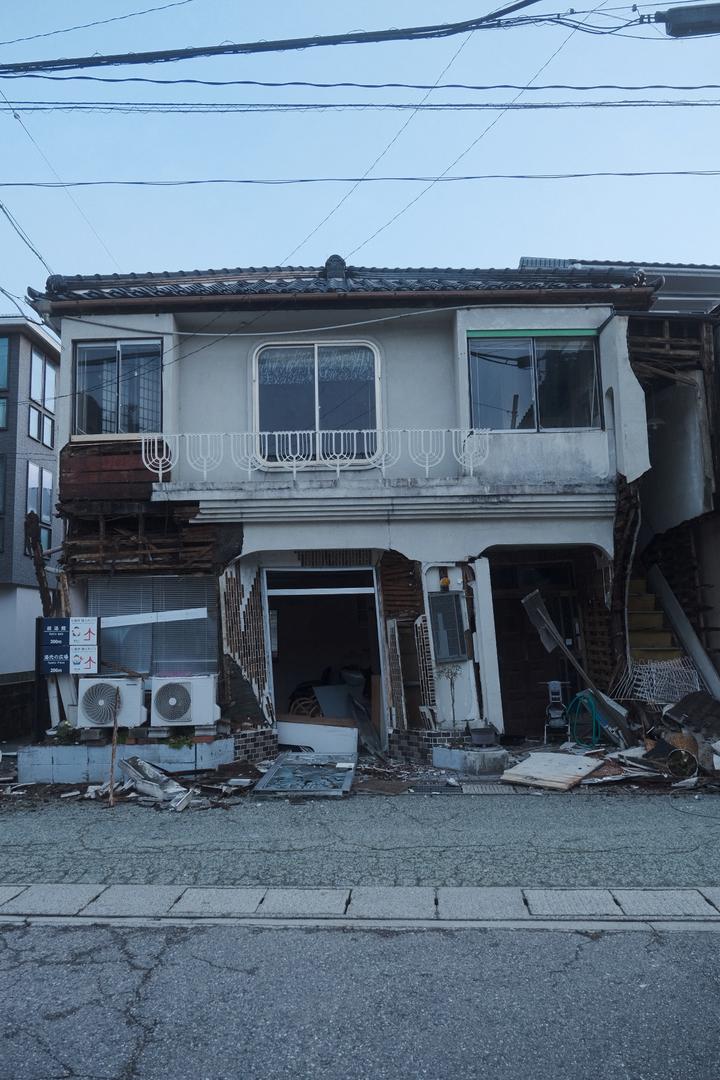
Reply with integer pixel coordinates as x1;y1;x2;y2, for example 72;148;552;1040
346;0;613;257
0;199;53;274
2;98;720;113
0;0;201;48
0;8;643;76
0;87;119;268
279;30;475;265
12;75;720;92
1;170;718;189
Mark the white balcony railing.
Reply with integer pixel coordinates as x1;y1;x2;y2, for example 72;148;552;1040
141;429;491;482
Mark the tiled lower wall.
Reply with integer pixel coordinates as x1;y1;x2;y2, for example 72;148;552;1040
388;729;472;765
233;726;279;763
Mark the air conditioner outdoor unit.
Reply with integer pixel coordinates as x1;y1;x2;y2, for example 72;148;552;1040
150;675;220;727
77;678;147;729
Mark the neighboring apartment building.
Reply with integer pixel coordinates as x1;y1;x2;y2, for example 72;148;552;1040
28;258;659;749
0;316;60;735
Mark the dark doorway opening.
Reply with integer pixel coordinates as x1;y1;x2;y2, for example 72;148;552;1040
489;550;584;739
266;569;383;738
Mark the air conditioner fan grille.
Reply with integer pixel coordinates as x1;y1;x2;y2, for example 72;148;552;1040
154;682;192;723
80;682;123;726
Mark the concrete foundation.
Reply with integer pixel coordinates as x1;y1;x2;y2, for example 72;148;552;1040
17;737;235;784
432;745;509;775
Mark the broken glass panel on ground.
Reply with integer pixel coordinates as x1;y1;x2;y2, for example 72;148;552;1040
253;752;357;797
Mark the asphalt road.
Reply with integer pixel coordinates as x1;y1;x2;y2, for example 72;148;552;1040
3;792;720;887
2;922;718;1080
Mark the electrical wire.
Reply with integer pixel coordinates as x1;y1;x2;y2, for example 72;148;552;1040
3;98;720;113
0;87;120;269
279;31;476;265
0;199;53;275
1;169;717;189
0;12;649;78
347;0;614;258
9;75;720;92
0;0;202;48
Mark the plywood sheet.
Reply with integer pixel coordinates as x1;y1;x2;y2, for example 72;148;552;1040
501;752;603;791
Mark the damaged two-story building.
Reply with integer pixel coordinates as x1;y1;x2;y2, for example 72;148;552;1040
28;257;662;759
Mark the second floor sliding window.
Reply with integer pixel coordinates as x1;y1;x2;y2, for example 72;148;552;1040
74;339;162;435
257;343;377;458
468;334;602;432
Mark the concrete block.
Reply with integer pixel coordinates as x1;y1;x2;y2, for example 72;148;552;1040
79;885;186;917
170;887;267;916
432;746;509;775
19;738;236;784
612;889;717;917
437;887;529;920
0;886;29;908
17;747;53;784
524;889;619;917
260;888;350;917
347;887;436;920
52;755;90;784
1;884;106;915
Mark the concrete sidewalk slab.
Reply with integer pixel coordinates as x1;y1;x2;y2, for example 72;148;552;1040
525;889;619;917
260;888;350;917
0;886;27;907
0;884;106;916
170;888;267;916
347;887;436;919
437;887;528;920
613;889;717;917
699;888;720;913
79;885;186;917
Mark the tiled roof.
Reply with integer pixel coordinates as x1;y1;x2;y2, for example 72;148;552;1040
28;255;654;307
521;256;720;272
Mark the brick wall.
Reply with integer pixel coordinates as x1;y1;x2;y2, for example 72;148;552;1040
233;726;278;763
388;729;471;764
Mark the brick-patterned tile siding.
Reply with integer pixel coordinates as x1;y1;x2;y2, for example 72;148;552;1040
388;730;471;764
233;727;279;763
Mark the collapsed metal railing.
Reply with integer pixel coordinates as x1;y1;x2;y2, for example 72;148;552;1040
141;428;491;482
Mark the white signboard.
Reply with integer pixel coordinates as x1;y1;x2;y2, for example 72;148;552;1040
70;617;99;645
69;646;99;675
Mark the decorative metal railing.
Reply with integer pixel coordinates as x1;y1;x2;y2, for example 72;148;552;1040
141;428;491;482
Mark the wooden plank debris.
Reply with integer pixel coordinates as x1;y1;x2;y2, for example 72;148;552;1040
501;752;603;791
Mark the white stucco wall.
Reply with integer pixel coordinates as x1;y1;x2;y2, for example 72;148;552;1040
598;316;650;483
640;373;714;536
61;304;647;497
58;314;176;449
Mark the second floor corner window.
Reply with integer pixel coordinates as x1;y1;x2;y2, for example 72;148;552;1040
468;334;602;432
74;339;162;435
257;343;377;458
30;347;57;447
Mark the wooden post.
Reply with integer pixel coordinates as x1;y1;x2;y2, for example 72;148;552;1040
107;685;121;808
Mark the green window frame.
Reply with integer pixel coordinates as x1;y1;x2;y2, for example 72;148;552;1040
467;330;603;432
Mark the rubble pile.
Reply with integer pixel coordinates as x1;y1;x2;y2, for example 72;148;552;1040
501;691;720;792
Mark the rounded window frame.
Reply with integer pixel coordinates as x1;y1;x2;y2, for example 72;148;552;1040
252;338;383;469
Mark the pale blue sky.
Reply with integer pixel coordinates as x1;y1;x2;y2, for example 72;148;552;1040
1;0;719;302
